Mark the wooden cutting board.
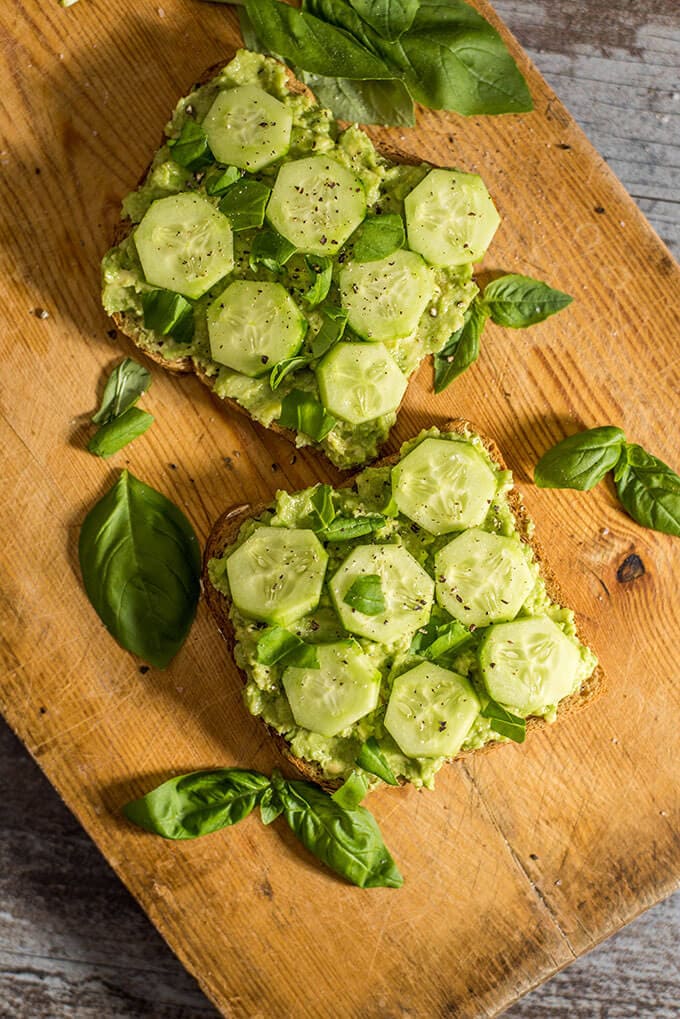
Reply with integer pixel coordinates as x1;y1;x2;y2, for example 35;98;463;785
1;1;678;1015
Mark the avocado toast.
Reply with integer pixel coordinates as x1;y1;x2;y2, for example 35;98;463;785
203;420;604;790
102;50;499;469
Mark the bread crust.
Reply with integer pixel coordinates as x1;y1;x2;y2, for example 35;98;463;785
202;419;606;789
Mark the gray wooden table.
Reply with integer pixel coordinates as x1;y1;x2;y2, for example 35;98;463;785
1;1;678;1016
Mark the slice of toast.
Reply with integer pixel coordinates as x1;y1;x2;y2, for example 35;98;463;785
203;419;606;790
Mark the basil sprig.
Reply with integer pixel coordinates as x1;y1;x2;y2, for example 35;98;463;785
356;737;398;786
92;357;151;425
481;700;526;743
124;767;403;888
219;179;271;231
310;306;348;358
204;164;241;196
167;120;214;171
79;471;201;667
351;213;405;262
343;574;385;615
422;620;473;661
433;300;488;393
249;228;297;273
534;427;680;537
278;389;336;441
304;255;333;307
300;71;415;127
87;407;154;459
142;289;195;344
320;514;386;542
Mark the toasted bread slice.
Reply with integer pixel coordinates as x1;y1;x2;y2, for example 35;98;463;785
203;419;606;790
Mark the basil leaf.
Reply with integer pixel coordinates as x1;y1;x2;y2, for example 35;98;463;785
259;785;284;825
238;5;260;50
311;483;336;529
356;737;398;786
320;514;386;542
204;164;241;196
433;299;488;393
218;179;271;231
482;274;573;328
278;389;337;441
331;771;369;810
347;0;419;40
534;426;626;491
351;213;405;262
78;471;201;668
167;120;214;171
343;574;385;615
87;407;154;459
255;626;304;666
142;288;195;344
300;72;415;127
123;769;271;839
481;700;526;744
92;357;151;425
303;255;332;307
615;443;680;537
284;643;320;668
423;620;473;661
269;356;311;391
244;0;397;80
273;774;403;888
310;306;348;358
249;228;297;272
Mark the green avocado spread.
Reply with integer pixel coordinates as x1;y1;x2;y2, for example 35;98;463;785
101;51;478;468
208;428;598;789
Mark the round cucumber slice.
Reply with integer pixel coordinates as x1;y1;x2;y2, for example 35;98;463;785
329;544;433;644
404;169;500;267
392;437;497;535
207;281;305;377
316;342;407;425
226;527;327;626
134;193;234;299
266;155;366;256
384;662;480;759
282;641;381;737
202;85;293;172
339;250;435;342
435;527;534;628
479;617;583;716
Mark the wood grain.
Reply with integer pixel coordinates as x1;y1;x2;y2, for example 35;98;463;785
0;1;679;1017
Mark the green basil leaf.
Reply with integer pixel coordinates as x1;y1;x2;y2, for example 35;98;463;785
356;736;398;786
310;306;348;359
249;228;297;272
331;770;370;810
409;605;455;653
320;514;386;542
283;642;320;668
534;426;626;491
615;443;680;537
300;71;415;127
433;299;488;393
255;626;304;666
218;179;271;231
351;213;405;262
480;700;526;743
204;164;241;196
273;774;403;888
78;471;201;668
347;0;419;40
278;389;337;441
87;407;154;459
482;274;573;328
238;5;261;50
167;120;214;171
142;288;195;344
311;483;336;529
92;357;151;425
422;620;473;661
259;785;284;825
244;0;397;80
123;768;271;839
343;574;385;615
303;255;333;307
269;356;311;391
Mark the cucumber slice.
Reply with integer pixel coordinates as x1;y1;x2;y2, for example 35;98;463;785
266;155;366;256
392;437;497;535
329;544;433;643
207;281;305;377
384;662;480;759
134;193;234;299
202;85;293;172
404;169;500;267
316;342;407;425
339;250;435;342
282;641;381;737
479;617;582;715
226;527;327;626
435;527;534;628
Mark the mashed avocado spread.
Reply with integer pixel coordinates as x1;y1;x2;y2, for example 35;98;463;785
102;51;478;468
208;427;598;789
